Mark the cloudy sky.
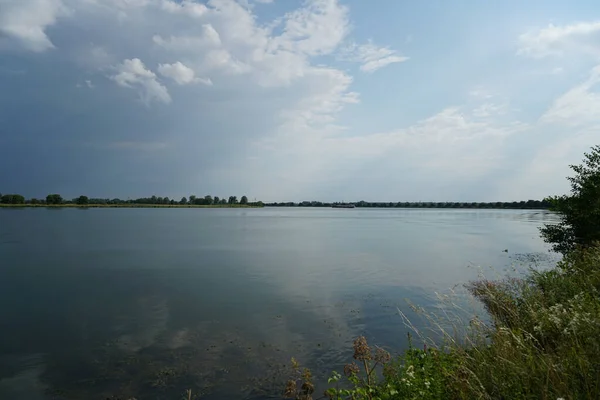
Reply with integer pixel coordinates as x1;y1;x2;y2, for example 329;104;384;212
0;0;599;202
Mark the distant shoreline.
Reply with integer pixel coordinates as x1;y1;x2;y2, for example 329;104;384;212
265;200;551;210
0;204;263;209
0;204;551;210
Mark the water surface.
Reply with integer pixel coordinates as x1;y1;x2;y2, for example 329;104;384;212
0;208;558;399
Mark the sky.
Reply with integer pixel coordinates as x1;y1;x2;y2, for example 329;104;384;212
0;0;599;202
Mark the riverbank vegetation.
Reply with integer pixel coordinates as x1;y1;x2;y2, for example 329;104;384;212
267;200;551;209
1;193;549;210
0;193;264;208
285;146;600;400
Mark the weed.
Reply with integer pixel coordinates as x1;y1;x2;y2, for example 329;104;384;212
288;246;600;399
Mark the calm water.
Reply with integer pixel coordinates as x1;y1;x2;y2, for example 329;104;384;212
0;208;559;399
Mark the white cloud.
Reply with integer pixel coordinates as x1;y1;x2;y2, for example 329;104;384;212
244;94;528;200
109;0;152;8
158;61;211;85
340;41;409;73
540;65;600;127
96;0;360;130
328;109;517;168
495;65;600;200
0;0;68;52
278;67;359;133
518;21;600;58
160;0;208;17
152;35;203;52
111;58;171;105
273;0;350;56
204;49;252;75
150;0;353;88
153;25;222;50
360;56;407;73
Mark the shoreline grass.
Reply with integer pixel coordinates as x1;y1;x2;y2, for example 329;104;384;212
285;246;600;400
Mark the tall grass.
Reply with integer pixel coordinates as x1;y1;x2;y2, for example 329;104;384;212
458;247;600;399
287;245;600;399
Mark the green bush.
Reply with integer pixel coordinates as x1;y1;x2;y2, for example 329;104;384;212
540;145;600;254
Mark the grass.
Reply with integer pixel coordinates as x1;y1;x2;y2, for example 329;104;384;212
0;203;262;208
286;245;600;400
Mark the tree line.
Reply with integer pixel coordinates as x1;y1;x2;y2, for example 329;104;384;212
1;193;551;209
0;193;263;207
266;199;552;209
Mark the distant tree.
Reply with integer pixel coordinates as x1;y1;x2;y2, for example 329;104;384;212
30;198;40;205
76;195;89;205
228;196;238;204
526;199;536;209
540;145;600;254
214;196;220;204
46;194;63;205
189;195;197;205
240;195;248;205
220;198;227;205
180;196;188;205
204;195;213;205
1;194;25;204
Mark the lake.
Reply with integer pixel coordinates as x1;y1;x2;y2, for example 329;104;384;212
0;207;559;399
